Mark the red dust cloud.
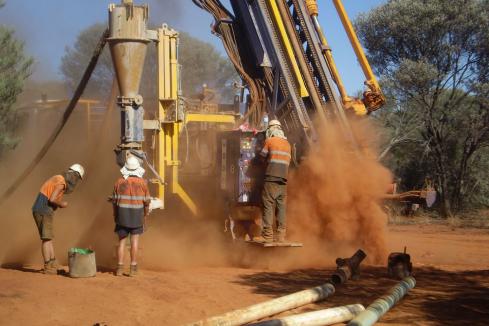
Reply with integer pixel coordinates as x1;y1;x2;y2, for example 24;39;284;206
0;95;390;270
287;119;391;265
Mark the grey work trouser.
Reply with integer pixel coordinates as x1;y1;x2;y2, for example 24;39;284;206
262;180;287;238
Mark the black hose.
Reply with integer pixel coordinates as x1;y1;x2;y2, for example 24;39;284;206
193;0;266;127
0;29;109;205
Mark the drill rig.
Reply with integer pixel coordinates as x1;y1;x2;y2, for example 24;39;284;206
103;0;385;241
192;0;386;240
1;1;386;230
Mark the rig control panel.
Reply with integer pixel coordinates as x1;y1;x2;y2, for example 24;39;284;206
216;130;266;206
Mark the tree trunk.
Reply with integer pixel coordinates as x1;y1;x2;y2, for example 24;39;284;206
430;130;453;218
439;174;453;218
453;150;469;210
378;142;395;161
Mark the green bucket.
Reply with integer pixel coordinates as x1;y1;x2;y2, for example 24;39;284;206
68;247;96;278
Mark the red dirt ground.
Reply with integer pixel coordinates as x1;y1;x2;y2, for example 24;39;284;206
0;224;488;326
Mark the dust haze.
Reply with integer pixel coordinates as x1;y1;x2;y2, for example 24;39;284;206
287;119;391;266
0;88;390;270
0;75;233;270
0;0;390;271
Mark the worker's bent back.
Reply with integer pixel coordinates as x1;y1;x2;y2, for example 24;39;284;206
32;175;66;215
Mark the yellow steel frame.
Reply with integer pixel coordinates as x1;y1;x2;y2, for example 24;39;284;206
155;26;237;216
157;26;197;215
185;113;236;124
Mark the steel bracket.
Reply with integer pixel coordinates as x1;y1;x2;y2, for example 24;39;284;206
143;119;161;130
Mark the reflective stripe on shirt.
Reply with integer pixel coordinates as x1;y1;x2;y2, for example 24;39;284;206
261;136;292;179
270;150;291;157
118;203;145;209
112;176;150;228
270;159;290;165
112;195;151;201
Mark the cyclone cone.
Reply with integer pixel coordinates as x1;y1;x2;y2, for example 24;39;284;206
108;2;149;98
110;41;147;98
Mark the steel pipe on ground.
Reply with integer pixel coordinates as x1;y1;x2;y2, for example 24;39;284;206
187;283;335;326
248;304;365;326
347;276;416;326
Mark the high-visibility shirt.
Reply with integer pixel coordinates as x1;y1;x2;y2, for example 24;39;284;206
112;176;151;228
32;175;66;215
260;136;291;180
40;175;66;202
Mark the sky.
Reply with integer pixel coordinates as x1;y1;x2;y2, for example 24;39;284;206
0;0;386;94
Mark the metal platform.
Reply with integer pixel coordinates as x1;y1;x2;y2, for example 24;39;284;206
246;240;303;248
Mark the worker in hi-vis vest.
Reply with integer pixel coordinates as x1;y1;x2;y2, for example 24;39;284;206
111;155;151;277
31;164;85;274
256;120;291;243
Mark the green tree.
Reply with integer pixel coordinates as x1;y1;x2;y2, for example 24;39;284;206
179;32;236;98
374;97;423;162
356;0;489;216
61;23;237;101
60;23;113;99
0;0;33;155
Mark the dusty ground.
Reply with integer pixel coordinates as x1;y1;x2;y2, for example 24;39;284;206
0;224;488;326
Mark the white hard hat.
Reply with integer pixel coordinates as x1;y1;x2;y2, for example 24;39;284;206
125;155;141;171
268;119;282;128
69;164;85;179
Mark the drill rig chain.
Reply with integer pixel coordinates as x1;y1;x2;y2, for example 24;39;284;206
288;0;336;106
256;0;313;136
289;0;358;148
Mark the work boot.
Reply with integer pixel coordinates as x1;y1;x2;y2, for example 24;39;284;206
115;264;124;277
256;227;273;243
129;264;138;277
50;258;60;271
275;229;286;243
43;261;57;275
252;235;273;243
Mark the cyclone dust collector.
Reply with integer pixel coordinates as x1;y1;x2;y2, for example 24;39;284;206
108;0;150;163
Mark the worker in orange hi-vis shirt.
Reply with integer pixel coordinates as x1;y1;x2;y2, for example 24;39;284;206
111;155;151;277
31;164;85;275
256;120;291;243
